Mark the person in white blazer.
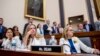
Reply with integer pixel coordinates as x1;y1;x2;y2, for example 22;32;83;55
59;26;100;54
23;24;46;50
2;28;22;49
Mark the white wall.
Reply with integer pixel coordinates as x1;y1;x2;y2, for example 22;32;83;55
63;0;89;24
0;0;95;33
62;0;90;29
0;0;60;33
0;0;26;34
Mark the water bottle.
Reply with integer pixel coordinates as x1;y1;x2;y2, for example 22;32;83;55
11;39;16;50
49;36;57;45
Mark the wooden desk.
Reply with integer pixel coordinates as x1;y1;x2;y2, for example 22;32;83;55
44;31;100;50
0;49;99;56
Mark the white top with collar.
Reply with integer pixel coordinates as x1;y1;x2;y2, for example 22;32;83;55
27;37;46;49
2;36;22;49
59;37;94;54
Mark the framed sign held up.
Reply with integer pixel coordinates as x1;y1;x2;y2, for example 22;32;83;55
24;0;46;20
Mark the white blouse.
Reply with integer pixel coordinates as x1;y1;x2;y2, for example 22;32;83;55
2;36;22;50
27;37;46;49
59;37;94;54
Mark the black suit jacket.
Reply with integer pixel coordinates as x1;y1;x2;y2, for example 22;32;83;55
43;24;50;35
52;27;59;34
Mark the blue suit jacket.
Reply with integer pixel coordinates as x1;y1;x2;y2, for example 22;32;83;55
0;26;6;39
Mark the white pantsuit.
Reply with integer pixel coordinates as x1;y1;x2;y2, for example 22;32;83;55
59;37;94;54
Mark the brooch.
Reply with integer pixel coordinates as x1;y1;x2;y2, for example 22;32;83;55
74;40;77;43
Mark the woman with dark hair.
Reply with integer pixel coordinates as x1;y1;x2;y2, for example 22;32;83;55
2;28;22;50
13;26;22;41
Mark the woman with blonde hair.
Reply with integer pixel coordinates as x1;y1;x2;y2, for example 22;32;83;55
23;24;46;49
59;26;100;54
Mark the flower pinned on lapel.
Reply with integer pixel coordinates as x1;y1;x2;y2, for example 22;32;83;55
74;40;77;43
73;37;78;43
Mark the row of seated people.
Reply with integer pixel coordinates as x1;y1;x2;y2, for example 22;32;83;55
0;18;93;46
0;23;100;55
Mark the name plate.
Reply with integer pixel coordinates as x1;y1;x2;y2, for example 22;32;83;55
31;45;62;53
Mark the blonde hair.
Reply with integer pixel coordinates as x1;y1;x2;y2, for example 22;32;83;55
24;24;36;36
62;28;68;39
62;26;74;39
24;24;43;45
24;23;43;38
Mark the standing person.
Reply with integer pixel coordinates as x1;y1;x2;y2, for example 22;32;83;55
83;20;94;32
43;19;52;35
59;26;100;54
37;23;44;36
23;24;46;50
94;18;100;31
23;18;33;36
58;23;63;34
0;18;6;48
51;21;59;34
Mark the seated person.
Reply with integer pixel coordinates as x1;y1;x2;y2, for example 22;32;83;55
59;26;100;54
2;28;22;49
23;24;46;50
75;23;86;32
13;25;22;41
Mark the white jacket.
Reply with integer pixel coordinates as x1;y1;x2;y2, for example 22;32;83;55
2;36;22;49
59;37;94;54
